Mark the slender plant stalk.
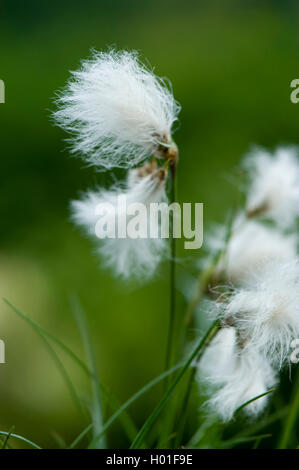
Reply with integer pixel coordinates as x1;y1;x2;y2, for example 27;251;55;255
220;433;272;449
234;388;276;416
70;294;106;449
0;431;41;450
1;426;15;449
130;319;220;449
164;171;177;376
278;366;299;448
4;299;86;419
4;299;137;447
174;367;196;447
160;169;177;447
172;214;236;445
85;362;184;449
3;299;89;375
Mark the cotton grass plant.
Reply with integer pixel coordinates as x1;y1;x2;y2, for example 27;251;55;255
3;50;299;449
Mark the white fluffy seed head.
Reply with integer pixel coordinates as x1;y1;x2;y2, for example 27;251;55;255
71;165;169;280
198;327;277;422
224;260;299;367
54;49;180;169
209;218;298;285
244;146;299;227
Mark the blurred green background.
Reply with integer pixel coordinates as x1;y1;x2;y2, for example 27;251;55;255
1;0;299;448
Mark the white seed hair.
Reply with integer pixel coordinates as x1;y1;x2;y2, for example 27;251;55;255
71;169;169;280
54;49;180;169
224;260;299;367
212;219;298;285
198;327;277;422
244;146;299;227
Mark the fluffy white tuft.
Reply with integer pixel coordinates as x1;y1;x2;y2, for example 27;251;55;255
224;260;299;367
210;219;298;284
71;167;169;280
244;146;299;227
198;327;277;421
54;49;180;169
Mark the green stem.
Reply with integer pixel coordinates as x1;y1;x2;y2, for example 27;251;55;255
130;319;220;449
173;214;236;446
70;295;106;449
164;172;177;378
278;366;299;449
174;367;196;448
0;431;41;450
85;362;184;450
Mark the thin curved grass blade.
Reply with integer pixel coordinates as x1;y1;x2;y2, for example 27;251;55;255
4;299;86;419
0;431;41;449
278;366;299;449
1;426;15;449
4;298;136;446
130;319;220;449
70;294;106;449
234;388;276;416
220;433;272;449
3;298;89;376
75;362;184;449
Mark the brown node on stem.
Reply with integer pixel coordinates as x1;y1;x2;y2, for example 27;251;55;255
154;134;179;176
135;159;167;185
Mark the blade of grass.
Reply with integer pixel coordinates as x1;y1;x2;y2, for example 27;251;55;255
4;299;86;419
252;437;262;449
220;433;272;449
101;383;138;442
187;407;287;449
174;367;196;448
278;366;299;449
172;217;235;448
130;319;220;449
233;407;287;440
4;298;136;445
0;431;41;449
164;170;177;384
69;423;93;449
81;362;184;449
70;294;106;449
234;388;276;416
1;426;15;449
185;416;217;448
51;431;67;449
36;329;86;418
3;299;89;376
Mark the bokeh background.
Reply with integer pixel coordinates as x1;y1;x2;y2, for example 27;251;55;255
1;0;299;448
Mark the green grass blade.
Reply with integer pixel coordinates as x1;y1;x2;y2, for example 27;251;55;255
278;367;299;449
80;362;184;449
233;407;287;440
70;294;106;449
130;319;220;449
69;424;93;449
0;431;41;449
50;431;67;449
174;367;196;448
100;382;138;442
234;388;276;416
36;330;86;418
220;433;272;449
4;299;86;419
4;298;136;446
3;299;89;375
1;426;15;449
